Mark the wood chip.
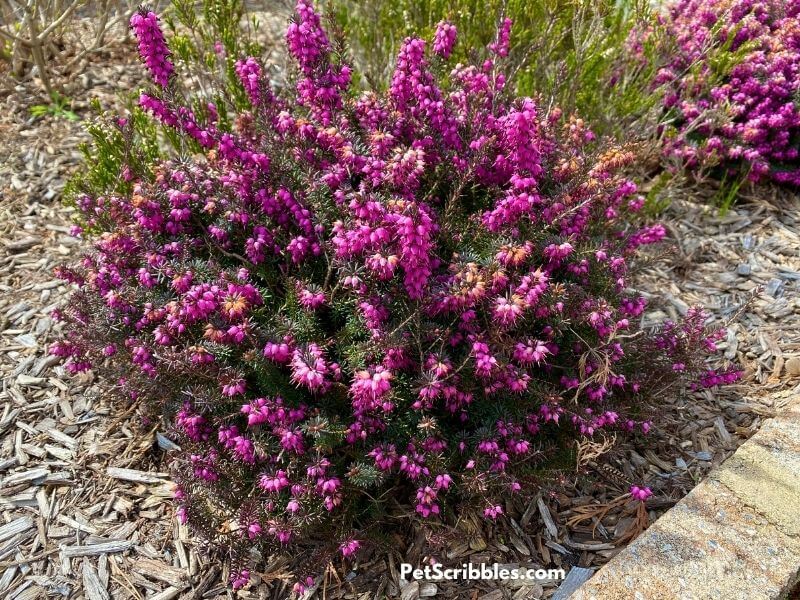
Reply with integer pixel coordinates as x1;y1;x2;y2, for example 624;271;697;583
1;468;49;488
60;541;134;558
715;416;733;444
147;587;185;600
82;559;110;600
537;497;558;539
4;237;40;252
105;468;169;484
0;517;34;543
132;558;188;587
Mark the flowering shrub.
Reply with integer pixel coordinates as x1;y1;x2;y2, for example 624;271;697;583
54;2;738;591
651;0;800;184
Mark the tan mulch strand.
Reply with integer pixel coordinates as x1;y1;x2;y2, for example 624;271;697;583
2;17;800;600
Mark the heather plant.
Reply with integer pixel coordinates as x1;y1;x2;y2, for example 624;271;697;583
646;0;800;185
54;2;739;592
63;99;162;221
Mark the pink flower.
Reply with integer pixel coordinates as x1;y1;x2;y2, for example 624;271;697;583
235;57;264;106
493;295;525;326
415;485;440;517
433;21;457;58
350;366;394;414
231;569;250;590
339;538;361;558
247;522;262;539
291;344;330;392
298;286;326;310
489;18;512;57
630;485;653;503
484;505;504;519
259;470;290;493
130;10;173;87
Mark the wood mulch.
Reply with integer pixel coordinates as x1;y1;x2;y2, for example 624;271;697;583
1;20;799;600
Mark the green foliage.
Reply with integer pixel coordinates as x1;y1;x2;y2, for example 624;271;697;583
714;171;747;216
1;38;11;62
704;18;759;82
249;358;307;406
643;171;677;216
29;91;79;122
346;462;387;489
64;0;264;225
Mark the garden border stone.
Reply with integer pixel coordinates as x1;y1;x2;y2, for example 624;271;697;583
570;395;800;600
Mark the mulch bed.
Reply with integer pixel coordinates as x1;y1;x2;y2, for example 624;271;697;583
1;23;799;600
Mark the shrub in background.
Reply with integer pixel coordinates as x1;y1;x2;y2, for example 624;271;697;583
334;0;666;140
648;0;800;185
0;0;138;94
54;1;738;592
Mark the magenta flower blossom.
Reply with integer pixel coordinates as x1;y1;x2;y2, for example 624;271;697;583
298;285;326;310
489;18;513;57
292;576;316;595
630;485;653;502
247;522;263;539
415;485;441;517
433;21;457;58
230;569;250;590
286;0;329;74
339;538;361;558
130;10;173;87
484;504;504;519
235;57;265;106
259;470;290;493
350;366;394;415
290;343;331;392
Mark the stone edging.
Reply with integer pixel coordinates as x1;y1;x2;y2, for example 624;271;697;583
570;396;800;600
